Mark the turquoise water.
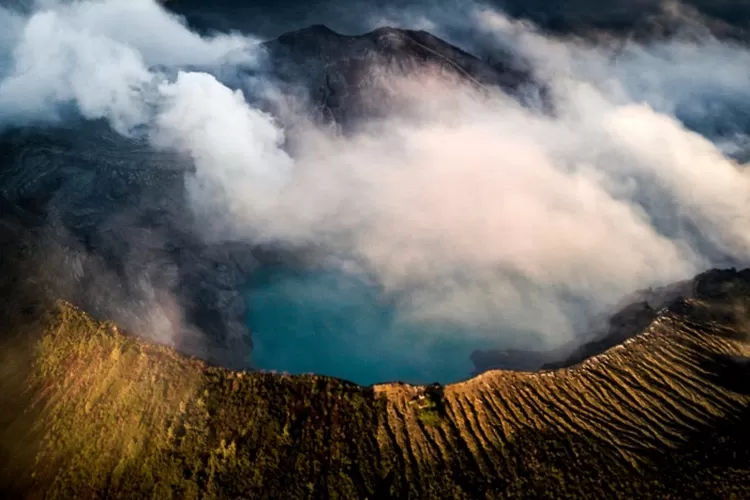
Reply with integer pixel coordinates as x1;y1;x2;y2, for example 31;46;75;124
245;266;494;385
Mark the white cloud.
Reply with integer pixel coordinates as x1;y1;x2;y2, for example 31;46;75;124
153;71;293;241
1;0;749;355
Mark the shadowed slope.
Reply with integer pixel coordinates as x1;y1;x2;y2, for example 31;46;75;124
1;268;749;498
259;24;546;128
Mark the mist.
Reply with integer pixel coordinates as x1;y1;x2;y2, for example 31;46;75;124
1;0;749;384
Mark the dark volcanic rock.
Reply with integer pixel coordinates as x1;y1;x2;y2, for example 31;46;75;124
259;24;547;128
0;123;259;367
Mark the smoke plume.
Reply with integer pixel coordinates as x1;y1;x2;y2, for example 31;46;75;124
1;0;749;379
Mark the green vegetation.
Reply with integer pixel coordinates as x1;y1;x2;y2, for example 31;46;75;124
416;399;441;426
413;385;444;426
0;268;749;498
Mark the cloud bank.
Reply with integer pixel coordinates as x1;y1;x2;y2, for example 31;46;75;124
1;0;749;371
0;0;288;357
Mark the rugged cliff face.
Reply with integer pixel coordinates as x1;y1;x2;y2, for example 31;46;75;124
259;25;545;127
1;268;749;498
0;124;259;368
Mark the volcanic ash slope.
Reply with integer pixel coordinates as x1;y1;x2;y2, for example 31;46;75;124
0;268;749;498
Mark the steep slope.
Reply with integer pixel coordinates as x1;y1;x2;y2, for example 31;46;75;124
2;268;749;498
259;25;544;127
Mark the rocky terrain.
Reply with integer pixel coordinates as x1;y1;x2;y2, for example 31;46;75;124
0;267;748;498
259;25;546;127
0;123;259;368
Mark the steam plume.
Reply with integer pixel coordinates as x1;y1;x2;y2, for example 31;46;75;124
1;0;749;375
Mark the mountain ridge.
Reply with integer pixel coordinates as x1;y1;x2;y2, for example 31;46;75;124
1;267;748;497
258;24;546;127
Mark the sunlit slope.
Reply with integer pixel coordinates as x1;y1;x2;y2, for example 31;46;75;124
4;269;750;498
